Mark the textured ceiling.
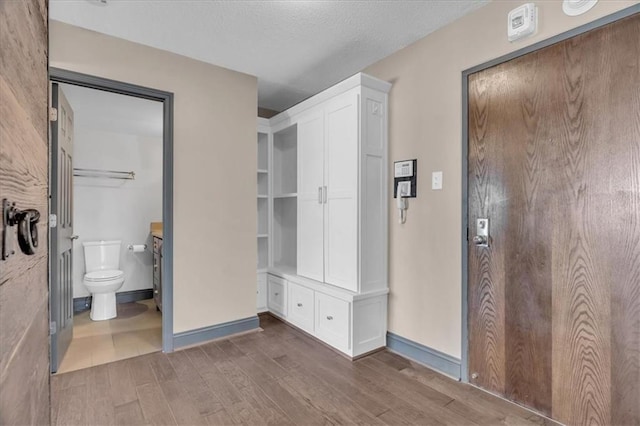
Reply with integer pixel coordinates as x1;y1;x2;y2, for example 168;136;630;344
50;0;488;111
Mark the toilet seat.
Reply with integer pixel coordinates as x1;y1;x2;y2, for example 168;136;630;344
84;269;124;282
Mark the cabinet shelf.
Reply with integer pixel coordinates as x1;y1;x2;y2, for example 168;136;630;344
257;195;268;199
257;234;268;238
273;125;297;195
273;193;297;199
257;169;268;174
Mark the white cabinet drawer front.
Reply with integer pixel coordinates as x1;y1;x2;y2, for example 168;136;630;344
257;275;267;312
267;275;287;317
288;282;314;333
315;292;350;351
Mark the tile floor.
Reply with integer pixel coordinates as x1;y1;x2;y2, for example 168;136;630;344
56;299;162;374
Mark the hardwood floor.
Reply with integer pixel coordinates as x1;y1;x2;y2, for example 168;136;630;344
52;314;554;425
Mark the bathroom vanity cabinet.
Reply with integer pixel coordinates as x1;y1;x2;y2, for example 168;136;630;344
152;236;163;312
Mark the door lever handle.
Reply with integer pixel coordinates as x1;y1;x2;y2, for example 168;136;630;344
472;235;487;245
70;235;79;241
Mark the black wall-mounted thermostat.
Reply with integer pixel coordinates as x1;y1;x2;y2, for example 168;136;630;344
393;159;417;198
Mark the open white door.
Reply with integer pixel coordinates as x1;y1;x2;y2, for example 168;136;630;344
50;83;75;373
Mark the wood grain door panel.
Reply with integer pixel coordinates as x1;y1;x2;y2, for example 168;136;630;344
467;13;640;425
0;0;50;422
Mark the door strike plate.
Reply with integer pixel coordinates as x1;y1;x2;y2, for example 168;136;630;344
2;199;17;260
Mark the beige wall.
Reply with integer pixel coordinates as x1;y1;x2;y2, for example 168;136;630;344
365;1;639;358
50;21;258;334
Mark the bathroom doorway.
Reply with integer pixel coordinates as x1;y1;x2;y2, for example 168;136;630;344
49;70;174;373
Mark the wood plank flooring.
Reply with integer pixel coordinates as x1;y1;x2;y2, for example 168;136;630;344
52;314;555;425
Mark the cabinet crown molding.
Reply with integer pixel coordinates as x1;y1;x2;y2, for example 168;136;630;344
268;73;391;128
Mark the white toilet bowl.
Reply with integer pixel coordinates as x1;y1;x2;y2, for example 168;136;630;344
82;240;126;321
84;270;125;321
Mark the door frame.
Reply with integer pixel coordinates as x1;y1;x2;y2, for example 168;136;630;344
460;4;640;383
49;68;175;353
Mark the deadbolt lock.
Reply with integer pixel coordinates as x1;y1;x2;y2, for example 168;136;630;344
473;218;489;247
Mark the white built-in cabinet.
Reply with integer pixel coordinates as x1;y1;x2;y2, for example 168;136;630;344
256;73;390;358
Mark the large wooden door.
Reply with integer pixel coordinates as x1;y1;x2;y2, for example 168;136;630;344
50;83;75;373
467;13;640;425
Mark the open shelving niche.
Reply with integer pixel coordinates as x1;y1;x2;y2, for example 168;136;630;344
257;128;269;272
271;124;297;273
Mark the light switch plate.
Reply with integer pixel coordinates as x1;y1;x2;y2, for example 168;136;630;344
432;171;443;190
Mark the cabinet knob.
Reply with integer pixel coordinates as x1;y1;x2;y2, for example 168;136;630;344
154;290;159;295
326;315;333;321
297;303;302;307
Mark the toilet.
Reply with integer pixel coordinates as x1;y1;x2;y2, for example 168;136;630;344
83;240;125;321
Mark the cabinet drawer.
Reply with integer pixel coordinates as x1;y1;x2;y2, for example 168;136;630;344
257;274;267;312
287;282;314;333
267;275;287;317
315;292;350;351
153;252;161;281
153;237;163;253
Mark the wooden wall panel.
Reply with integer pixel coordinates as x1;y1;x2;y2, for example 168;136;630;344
598;15;640;426
0;0;50;424
550;28;612;424
467;69;508;396
501;47;554;416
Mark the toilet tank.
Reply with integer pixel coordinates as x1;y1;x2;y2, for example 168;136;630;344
83;240;122;272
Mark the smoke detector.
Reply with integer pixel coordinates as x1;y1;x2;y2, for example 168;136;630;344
562;0;598;16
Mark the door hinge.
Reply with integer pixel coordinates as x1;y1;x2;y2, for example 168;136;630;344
49;214;57;228
49;107;58;122
50;321;57;335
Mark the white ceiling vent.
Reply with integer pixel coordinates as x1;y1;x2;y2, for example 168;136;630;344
562;0;598;16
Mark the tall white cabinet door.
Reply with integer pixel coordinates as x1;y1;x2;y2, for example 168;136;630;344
297;113;325;282
324;92;359;291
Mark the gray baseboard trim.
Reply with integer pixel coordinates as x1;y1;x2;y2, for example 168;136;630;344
387;332;461;380
73;296;92;313
173;316;260;349
73;289;154;314
117;289;154;304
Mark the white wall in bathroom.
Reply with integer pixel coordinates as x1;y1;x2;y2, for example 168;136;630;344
67;84;163;299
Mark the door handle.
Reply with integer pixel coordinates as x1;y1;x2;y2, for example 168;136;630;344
2;199;40;259
472;235;487;245
70;235;79;241
318;187;323;204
